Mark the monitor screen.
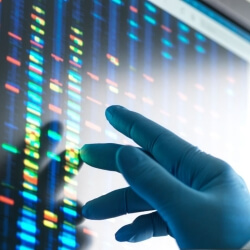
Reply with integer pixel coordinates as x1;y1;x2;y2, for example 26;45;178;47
0;0;250;249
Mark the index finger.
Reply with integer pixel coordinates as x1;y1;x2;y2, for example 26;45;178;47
105;105;194;169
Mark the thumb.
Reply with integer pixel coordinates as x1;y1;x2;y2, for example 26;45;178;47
116;146;198;221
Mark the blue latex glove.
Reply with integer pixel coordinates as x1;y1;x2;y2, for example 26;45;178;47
80;105;250;249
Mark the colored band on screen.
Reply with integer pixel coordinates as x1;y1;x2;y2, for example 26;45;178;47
17;3;45;247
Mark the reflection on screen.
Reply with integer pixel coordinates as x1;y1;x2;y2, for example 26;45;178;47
0;0;249;249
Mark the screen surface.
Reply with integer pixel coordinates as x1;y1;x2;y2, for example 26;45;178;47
0;0;249;249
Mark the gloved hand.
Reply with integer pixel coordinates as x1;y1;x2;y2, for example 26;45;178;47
80;105;250;249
